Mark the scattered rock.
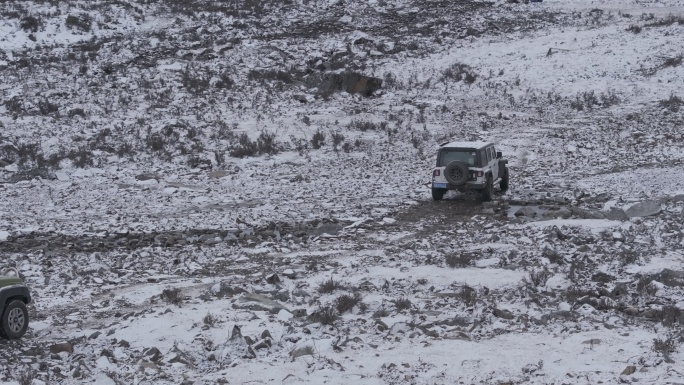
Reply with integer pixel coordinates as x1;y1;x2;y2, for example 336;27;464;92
571;207;605;219
624;200;661;218
143;347;163;362
243;345;256;359
208;170;230;179
290;345;315;359
49;342;74;354
265;273;281;285
230;325;242;341
652;269;684;287
492;308;515;320
389;322;411;334
312;222;343;236
514;206;537;218
211;282;246;298
55;171;70;181
278;309;293;320
621;366;637;376
591;272;614;283
135;173;160;181
604;208;628;220
253;338;272;350
236;293;289;312
282;269;296;279
310;72;382;97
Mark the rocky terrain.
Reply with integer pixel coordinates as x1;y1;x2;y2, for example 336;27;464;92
1;0;684;384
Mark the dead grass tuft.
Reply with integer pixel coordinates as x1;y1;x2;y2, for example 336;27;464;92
334;293;362;313
317;277;346;294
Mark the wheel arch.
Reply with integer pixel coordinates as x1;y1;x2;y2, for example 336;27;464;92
0;286;31;308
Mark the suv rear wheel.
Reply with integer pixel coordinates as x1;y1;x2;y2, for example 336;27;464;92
500;167;509;192
482;176;493;202
1;300;29;339
432;187;447;201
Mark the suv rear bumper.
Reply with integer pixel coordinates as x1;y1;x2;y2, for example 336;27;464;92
433;181;487;191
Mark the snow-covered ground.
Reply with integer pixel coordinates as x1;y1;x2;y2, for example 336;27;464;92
1;0;684;384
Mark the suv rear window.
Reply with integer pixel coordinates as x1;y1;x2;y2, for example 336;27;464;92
438;149;478;167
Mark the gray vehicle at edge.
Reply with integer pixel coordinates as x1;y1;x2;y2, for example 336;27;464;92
0;274;32;339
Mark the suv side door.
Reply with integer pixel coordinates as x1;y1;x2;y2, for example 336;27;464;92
488;146;499;180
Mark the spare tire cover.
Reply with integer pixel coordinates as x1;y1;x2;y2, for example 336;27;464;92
443;161;469;186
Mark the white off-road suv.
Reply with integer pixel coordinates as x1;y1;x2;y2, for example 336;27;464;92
431;141;509;201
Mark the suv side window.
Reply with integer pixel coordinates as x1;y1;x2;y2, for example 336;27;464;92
486;147;492;163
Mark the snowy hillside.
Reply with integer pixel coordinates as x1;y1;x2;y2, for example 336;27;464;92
1;0;684;383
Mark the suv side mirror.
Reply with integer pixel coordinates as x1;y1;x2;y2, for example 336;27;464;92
496;151;502;159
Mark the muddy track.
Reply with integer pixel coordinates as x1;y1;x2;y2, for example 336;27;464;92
0;220;339;253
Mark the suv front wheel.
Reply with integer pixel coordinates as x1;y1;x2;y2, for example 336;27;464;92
1;300;29;339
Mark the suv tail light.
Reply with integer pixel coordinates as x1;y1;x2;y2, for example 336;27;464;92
433;170;440;176
474;171;483;177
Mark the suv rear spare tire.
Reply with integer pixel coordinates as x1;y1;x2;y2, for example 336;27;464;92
443;161;469;186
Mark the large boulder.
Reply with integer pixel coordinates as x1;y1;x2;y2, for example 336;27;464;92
652;269;684;287
309;72;382;97
624;201;661;218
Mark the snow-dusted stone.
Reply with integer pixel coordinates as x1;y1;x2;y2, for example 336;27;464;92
55;171;70;181
0;231;8;242
135;173;159;181
4;163;18;172
604;208;628;220
49;341;74;354
652;269;684;287
312;222;343;236
282;269;296;279
191;196;208;203
389;322;411;334
624;200;661;218
93;374;117;385
621;366;637;376
514;206;537;217
278;309;293;321
570;207;605;219
236;293;289;311
492;308;514;320
555;207;572;219
96;356;115;370
71;169;93;177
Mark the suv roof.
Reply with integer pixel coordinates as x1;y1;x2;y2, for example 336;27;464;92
440;141;492;149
